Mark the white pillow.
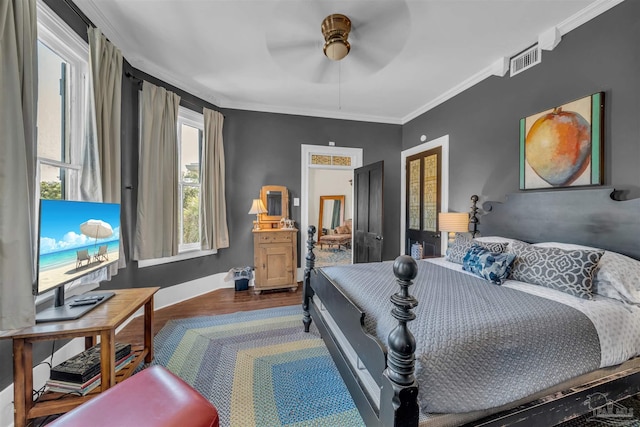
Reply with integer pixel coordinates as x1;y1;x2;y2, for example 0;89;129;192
593;251;640;304
533;241;602;251
474;236;521;245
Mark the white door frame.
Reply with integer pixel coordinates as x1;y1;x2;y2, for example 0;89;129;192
400;135;450;256
300;144;363;264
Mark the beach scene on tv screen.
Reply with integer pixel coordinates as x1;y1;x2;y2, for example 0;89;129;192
38;200;120;293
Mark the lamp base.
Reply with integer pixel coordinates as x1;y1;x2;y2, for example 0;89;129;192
253;220;261;231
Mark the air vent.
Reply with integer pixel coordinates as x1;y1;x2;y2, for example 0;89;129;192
510;44;541;77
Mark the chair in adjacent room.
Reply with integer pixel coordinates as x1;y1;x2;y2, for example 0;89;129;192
318;219;352;250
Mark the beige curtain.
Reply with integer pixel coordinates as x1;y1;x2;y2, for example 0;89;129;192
0;0;38;329
201;108;229;250
87;27;122;204
87;27;124;271
134;81;180;260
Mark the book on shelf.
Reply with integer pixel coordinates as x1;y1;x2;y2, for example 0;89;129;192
50;342;132;383
46;353;135;396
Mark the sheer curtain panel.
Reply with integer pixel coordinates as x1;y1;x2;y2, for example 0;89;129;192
0;0;38;329
134;81;180;260
201;108;229;250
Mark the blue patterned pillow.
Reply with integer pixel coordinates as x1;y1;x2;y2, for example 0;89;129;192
462;245;516;285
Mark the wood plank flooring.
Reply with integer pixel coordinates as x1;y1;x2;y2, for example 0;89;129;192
116;286;303;345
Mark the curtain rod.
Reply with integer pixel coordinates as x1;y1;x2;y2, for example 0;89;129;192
62;0;95;29
124;71;224;116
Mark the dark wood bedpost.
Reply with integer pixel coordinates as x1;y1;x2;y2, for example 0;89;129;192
380;255;420;427
302;225;316;333
470;194;479;238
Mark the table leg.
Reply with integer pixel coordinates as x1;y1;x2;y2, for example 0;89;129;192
99;329;116;391
144;296;154;363
13;339;32;427
85;335;97;349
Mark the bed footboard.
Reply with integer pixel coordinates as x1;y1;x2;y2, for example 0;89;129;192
302;226;420;426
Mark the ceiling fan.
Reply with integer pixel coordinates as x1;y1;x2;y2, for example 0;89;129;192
265;1;411;84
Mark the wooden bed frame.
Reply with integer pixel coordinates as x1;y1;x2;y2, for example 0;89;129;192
302;187;640;426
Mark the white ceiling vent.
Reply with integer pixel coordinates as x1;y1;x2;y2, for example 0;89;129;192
510;44;541;77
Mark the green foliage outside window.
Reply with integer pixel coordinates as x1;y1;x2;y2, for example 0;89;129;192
182;169;200;245
40;181;62;200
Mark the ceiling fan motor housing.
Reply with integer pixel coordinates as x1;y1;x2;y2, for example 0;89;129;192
321;14;351;61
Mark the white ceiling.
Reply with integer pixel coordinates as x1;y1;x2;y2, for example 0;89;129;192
74;0;621;124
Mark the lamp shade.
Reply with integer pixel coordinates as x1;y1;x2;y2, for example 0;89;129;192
248;199;267;215
438;212;469;232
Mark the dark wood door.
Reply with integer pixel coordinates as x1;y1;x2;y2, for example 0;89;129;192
353;161;384;263
405;147;442;258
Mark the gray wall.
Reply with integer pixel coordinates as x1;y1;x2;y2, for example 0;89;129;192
402;0;640;215
105;107;402;291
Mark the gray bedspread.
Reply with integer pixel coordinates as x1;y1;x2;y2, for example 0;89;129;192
319;261;601;413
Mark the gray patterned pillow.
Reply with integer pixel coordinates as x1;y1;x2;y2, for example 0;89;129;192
509;241;603;299
446;234;508;264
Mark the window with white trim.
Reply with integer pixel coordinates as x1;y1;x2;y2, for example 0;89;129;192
177;107;204;252
36;1;89;201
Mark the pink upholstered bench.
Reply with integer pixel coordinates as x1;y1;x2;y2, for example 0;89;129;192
47;365;219;427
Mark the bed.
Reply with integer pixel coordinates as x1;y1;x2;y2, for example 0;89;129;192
301;188;640;426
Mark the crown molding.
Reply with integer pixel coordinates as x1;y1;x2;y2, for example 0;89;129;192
556;0;625;35
402;0;624;125
218;100;402;124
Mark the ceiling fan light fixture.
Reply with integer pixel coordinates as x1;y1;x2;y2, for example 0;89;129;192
321;14;351;61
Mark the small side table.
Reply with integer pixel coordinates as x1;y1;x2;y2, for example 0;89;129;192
2;287;159;427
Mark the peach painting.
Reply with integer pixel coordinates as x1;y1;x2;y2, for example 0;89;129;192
519;92;603;190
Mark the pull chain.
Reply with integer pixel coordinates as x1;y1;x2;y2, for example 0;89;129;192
338;61;342;110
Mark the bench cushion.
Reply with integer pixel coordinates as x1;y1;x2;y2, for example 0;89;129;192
47;365;219;427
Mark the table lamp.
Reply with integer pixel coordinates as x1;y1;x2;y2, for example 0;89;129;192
248;199;267;230
438;212;469;246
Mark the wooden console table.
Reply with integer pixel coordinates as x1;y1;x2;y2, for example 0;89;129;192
2;287;159;427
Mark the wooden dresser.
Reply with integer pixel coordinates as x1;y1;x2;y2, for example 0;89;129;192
252;228;297;294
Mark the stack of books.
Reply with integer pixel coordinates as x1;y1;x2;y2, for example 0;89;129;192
46;342;133;395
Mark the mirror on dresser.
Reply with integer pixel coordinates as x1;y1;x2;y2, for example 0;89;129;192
259;185;289;228
253;185;297;294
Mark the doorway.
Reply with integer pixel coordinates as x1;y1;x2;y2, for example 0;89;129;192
400;135;450;257
301;145;363;268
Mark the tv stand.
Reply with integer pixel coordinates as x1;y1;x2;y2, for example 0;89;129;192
35;291;116;323
2;287;159;427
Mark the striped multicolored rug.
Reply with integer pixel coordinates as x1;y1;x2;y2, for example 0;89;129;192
152;305;365;427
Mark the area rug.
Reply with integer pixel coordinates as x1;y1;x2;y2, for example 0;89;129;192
152;305;364;427
314;247;351;267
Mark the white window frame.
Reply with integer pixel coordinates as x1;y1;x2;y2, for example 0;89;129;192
36;0;89;201
138;107;216;269
177;107;203;253
35;0;92;302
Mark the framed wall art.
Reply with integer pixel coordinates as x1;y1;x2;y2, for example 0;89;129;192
519;92;604;190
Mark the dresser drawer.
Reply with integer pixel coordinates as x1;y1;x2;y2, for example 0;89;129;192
257;233;292;244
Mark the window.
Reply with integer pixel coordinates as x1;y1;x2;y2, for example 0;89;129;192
177;108;204;252
36;1;89;202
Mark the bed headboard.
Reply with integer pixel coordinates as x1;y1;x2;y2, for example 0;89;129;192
480;187;640;260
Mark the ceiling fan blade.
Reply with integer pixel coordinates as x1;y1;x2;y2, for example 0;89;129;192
348;1;411;69
267;38;319;56
310;56;337;84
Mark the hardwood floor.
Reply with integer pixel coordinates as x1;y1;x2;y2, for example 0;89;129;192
116;286;303;345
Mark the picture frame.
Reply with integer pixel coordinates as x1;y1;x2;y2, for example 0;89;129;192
519;92;604;190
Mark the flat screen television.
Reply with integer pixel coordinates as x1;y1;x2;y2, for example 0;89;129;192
35;199;121;323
